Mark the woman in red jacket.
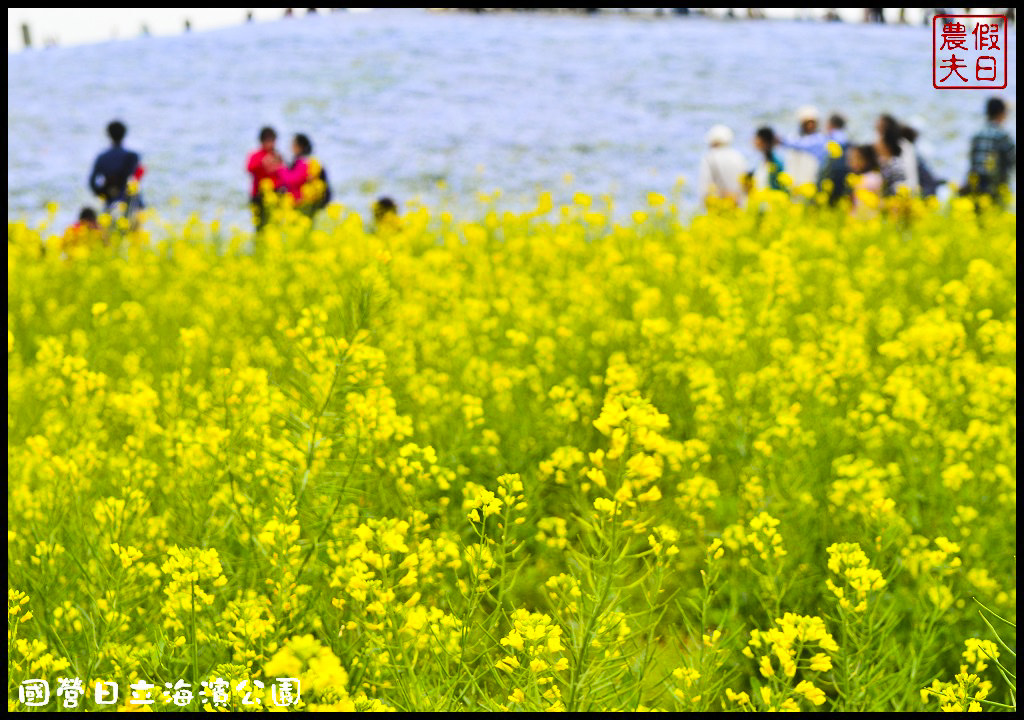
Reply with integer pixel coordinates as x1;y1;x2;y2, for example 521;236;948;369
246;126;283;229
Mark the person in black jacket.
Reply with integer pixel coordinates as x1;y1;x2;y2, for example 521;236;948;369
89;120;143;215
963;97;1016;200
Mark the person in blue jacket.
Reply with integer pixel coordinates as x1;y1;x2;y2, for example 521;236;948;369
89;120;144;215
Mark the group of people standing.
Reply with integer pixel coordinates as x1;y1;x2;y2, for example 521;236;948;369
63;100;1014;252
65;120;334;249
698;97;1015;211
247;126;332;229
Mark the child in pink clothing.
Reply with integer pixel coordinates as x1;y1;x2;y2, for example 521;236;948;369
278;133;330;214
278;133;313;202
848;144;883;212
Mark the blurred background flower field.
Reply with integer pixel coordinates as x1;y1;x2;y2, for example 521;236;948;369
7;9;1017;229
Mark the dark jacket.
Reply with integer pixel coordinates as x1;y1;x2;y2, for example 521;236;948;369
966;122;1016;195
89;145;140;204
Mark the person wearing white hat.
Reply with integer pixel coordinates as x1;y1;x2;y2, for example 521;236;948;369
780;105;828;187
796;105;820;126
697;124;748;208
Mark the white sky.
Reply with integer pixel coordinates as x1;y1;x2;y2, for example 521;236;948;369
8;8;943;52
7;8;371;51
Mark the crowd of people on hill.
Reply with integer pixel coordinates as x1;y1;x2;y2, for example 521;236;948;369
63;97;1015;252
697;97;1015;212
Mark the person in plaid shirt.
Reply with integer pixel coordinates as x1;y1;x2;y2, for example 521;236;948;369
964;98;1015;198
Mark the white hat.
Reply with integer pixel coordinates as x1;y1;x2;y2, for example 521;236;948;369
706;124;734;146
796;105;820;123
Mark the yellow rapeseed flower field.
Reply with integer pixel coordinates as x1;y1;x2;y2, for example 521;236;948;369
7;190;1017;711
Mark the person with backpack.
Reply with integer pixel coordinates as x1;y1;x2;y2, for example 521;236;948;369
89;120;144;218
963;97;1015;201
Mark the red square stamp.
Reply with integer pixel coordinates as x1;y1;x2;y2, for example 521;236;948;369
933;14;1007;89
